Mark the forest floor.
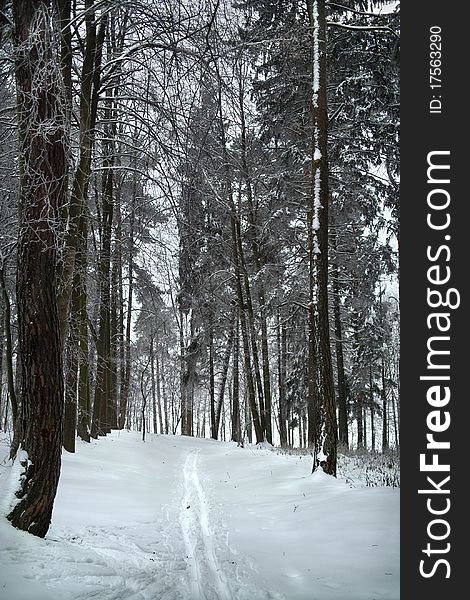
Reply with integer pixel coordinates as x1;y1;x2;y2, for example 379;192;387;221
0;431;399;600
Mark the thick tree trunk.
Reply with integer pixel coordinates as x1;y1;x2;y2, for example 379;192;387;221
8;0;66;537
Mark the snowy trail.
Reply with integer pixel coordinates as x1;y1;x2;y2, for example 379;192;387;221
0;431;399;600
180;450;231;600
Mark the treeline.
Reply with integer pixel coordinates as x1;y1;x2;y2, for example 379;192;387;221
0;0;398;535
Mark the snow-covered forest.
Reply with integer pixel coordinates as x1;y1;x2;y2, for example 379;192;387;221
0;0;399;597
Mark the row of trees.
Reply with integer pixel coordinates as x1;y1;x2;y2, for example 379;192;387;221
0;0;399;536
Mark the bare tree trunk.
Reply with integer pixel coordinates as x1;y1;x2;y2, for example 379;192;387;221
356;394;364;449
58;1;106;343
0;266;17;433
0;295;3;430
277;309;288;447
215;317;234;437
369;365;375;451
209;323;216;439
331;226;348;447
150;340;157;434
237;70;272;443
63;283;79;452
216;80;263;444
77;213;90;442
8;0;66;537
381;358;388;452
231;316;241;443
307;0;337;475
118;187;134;429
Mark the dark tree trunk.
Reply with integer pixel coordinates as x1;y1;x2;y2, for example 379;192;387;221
215;317;235;437
0;266;17;434
307;0;337;475
58;2;106;343
277;309;288;447
381;358;388;452
369;365;375;451
210;324;216;439
0;295;3;429
118;187;134;429
76;214;90;442
356;394;364;449
231;316;241;443
63;289;78;453
91;138;114;437
216;81;263;444
331;227;348;448
155;351;164;434
8;0;66;537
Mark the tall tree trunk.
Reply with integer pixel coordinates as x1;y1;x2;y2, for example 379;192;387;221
118;173;135;429
63;280;79;452
231;315;241;443
76;213;90;442
8;0;66;537
381;358;388;452
356;394;364;449
307;0;337;475
155;350;164;434
91;143;114;437
369;365;375;452
57;2;106;343
109;256;118;429
161;349;169;434
216;81;263;444
0;294;3;430
237;70;272;443
215;317;235;437
0;266;17;434
331;226;348;447
277;310;288;447
209;324;216;439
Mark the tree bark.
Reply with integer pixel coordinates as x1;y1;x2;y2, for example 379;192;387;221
381;358;388;452
277;309;288;447
231;315;241;443
331;226;348;447
8;0;66;537
0;266;17;434
307;0;337;475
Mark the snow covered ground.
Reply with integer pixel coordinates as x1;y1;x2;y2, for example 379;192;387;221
0;431;399;599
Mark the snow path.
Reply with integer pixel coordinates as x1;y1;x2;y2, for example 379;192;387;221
180;450;231;600
0;431;399;599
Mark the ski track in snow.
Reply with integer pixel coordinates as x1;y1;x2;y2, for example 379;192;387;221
0;444;283;600
180;449;231;600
